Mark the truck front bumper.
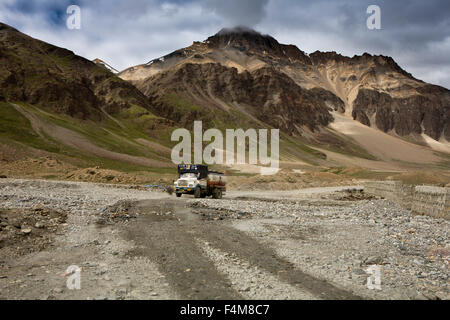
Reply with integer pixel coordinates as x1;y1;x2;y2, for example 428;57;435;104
174;187;194;194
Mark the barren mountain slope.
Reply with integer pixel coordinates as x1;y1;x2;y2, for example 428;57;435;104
120;27;450;147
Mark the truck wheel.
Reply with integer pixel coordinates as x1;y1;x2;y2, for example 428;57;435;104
212;188;222;199
176;193;182;198
194;187;202;198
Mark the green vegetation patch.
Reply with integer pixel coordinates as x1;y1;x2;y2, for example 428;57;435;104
0;102;60;153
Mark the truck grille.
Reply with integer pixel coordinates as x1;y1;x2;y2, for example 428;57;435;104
178;180;188;186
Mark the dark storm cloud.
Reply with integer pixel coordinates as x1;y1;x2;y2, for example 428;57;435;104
261;0;450;88
203;0;269;27
0;0;448;88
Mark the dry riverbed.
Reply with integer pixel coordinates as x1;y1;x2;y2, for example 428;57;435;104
0;179;448;300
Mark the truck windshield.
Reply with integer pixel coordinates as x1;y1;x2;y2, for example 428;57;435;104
180;173;197;179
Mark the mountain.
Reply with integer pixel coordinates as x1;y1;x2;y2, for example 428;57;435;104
120;27;450;143
0;23;154;120
0;22;174;171
0;22;449;178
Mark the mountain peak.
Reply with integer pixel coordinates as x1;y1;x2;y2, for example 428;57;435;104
205;27;310;63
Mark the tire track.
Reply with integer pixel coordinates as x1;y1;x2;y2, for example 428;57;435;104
197;239;319;299
190;223;362;300
124;199;361;300
123;201;242;300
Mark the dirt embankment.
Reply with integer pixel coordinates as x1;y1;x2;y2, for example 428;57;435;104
0;156;175;185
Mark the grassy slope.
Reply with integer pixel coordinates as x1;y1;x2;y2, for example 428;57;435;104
0;101;175;173
0;97;329;173
0;102;59;153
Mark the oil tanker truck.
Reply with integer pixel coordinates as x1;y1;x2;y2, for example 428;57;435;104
173;164;226;199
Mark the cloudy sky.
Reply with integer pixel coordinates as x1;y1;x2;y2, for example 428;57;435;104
1;0;449;88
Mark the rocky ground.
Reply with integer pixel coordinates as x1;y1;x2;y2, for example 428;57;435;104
190;197;449;300
0;178;448;300
0;207;67;257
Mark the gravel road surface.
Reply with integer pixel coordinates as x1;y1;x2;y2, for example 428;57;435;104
0;179;448;300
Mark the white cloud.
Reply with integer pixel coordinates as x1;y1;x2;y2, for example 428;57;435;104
0;0;449;88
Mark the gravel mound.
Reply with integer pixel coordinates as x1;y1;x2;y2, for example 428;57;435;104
0;206;67;256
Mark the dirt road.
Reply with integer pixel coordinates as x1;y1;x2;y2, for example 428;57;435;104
124;199;359;300
0;179;448;300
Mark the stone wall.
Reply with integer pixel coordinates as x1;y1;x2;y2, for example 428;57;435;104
411;186;450;220
364;181;449;220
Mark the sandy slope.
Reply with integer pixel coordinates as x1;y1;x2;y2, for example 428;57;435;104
329;112;443;164
421;134;450;154
310;146;407;172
